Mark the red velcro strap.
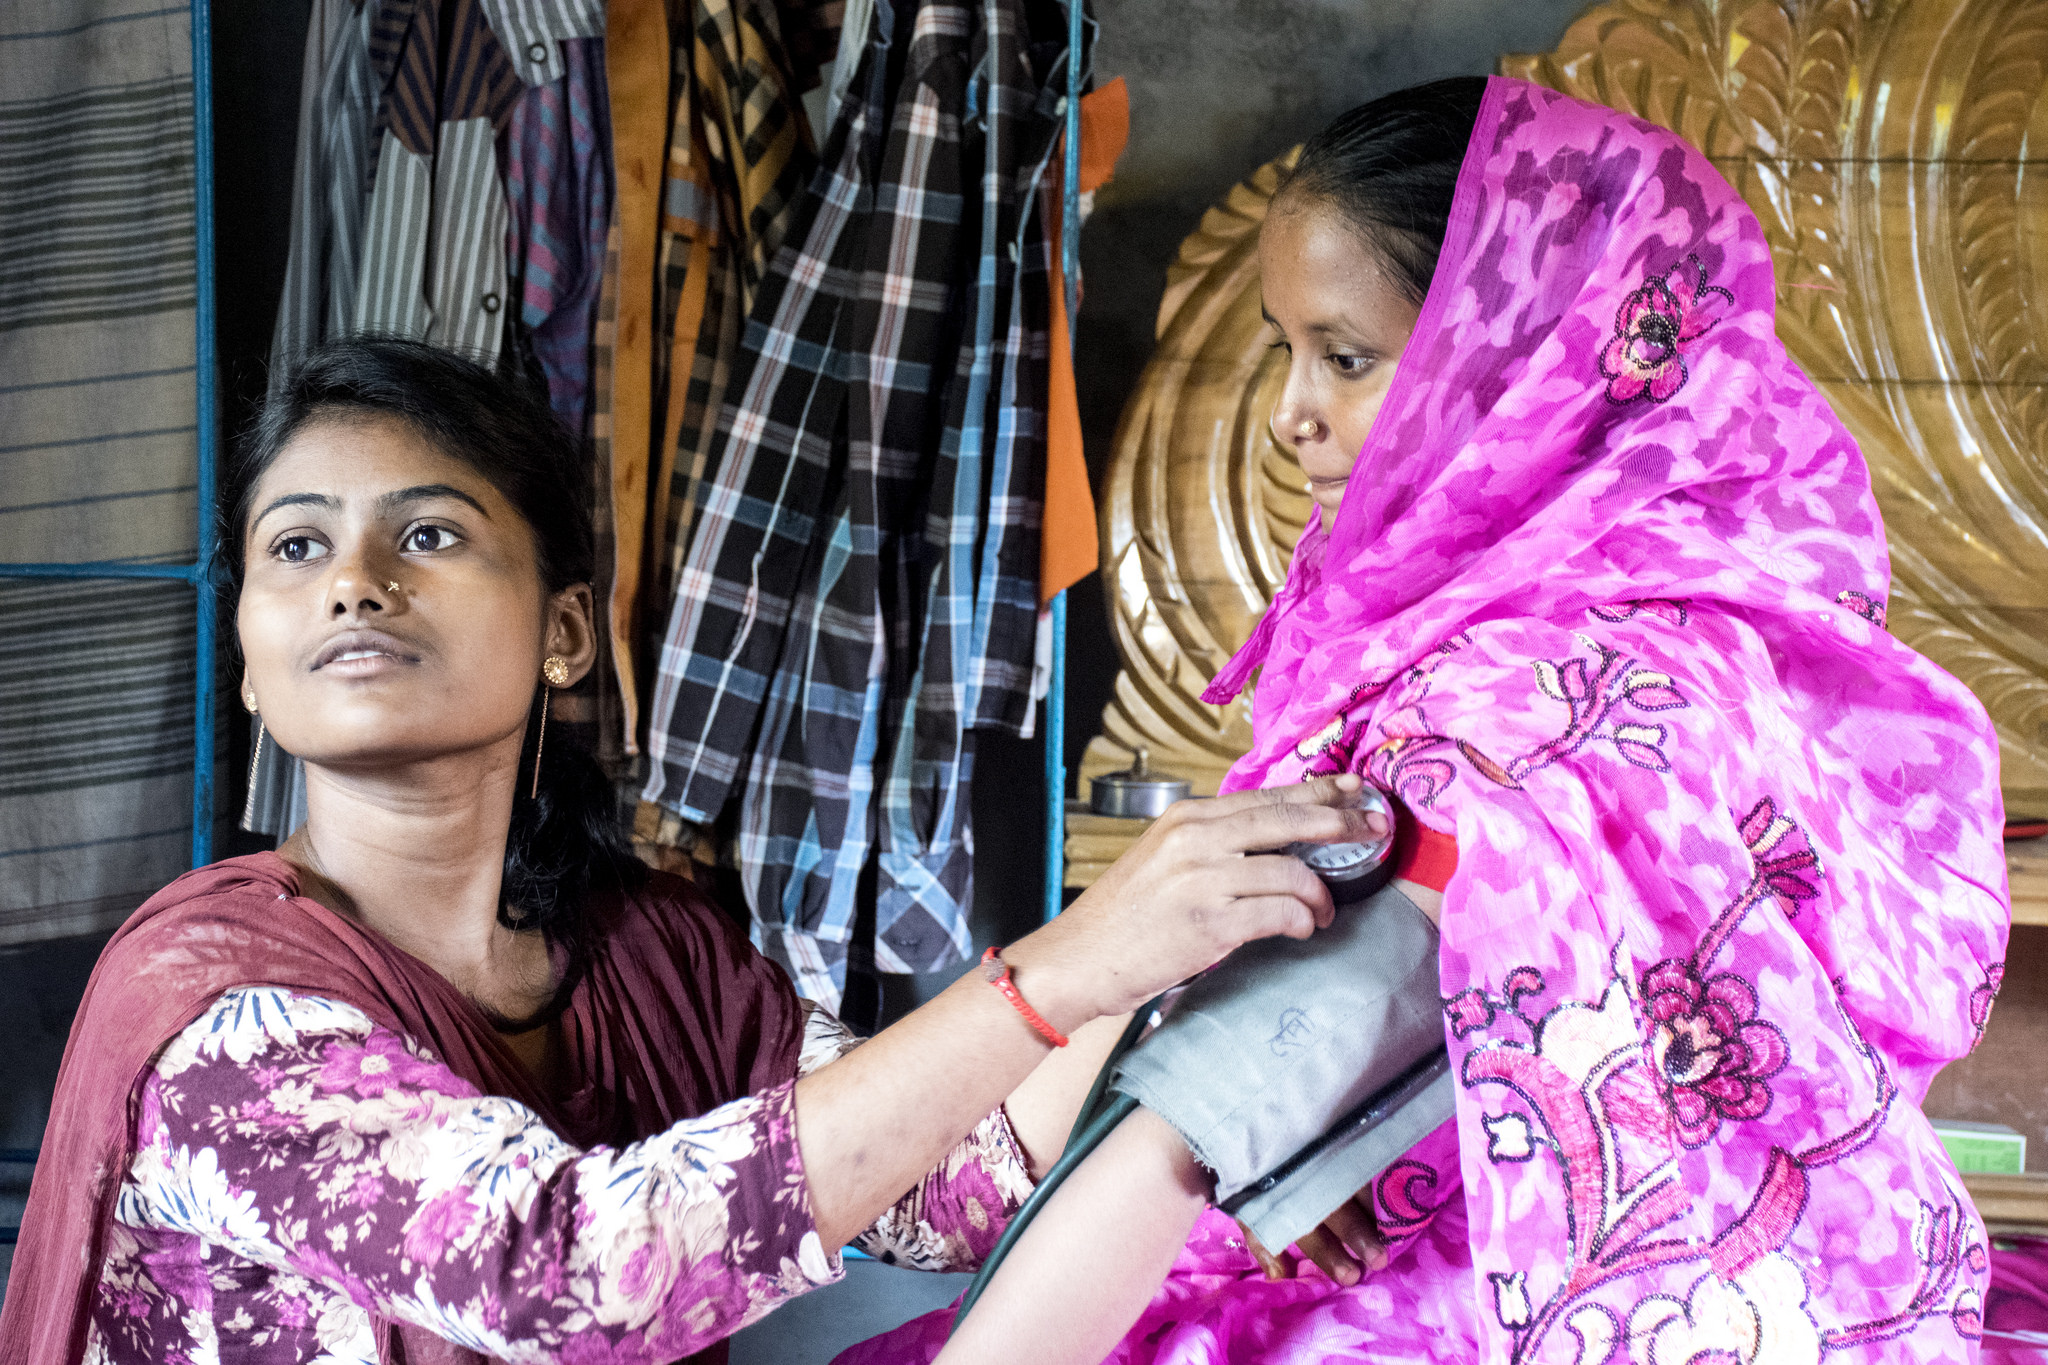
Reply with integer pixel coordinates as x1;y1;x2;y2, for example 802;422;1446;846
1391;800;1459;892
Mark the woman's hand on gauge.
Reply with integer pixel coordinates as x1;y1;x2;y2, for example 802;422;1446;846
1012;774;1390;1021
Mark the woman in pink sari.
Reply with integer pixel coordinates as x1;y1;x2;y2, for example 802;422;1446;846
842;74;2011;1363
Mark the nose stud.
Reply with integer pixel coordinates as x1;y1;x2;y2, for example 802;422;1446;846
385;581;403;595
1295;418;1319;440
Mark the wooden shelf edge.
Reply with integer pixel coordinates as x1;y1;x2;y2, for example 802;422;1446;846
2010;840;2048;926
1966;1172;2048;1234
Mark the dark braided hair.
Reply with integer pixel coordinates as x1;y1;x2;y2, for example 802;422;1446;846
1279;77;1487;306
223;337;646;950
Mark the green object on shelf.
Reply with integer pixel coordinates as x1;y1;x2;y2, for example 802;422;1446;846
1933;1121;2027;1175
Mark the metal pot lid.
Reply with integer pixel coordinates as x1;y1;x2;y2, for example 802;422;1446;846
1090;746;1193;818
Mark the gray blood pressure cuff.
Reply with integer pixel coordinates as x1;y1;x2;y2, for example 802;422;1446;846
1110;880;1453;1254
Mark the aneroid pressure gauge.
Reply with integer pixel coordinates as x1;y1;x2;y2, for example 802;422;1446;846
1276;783;1394;906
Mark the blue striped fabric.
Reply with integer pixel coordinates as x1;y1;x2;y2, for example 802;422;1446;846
268;0;377;380
505;35;611;442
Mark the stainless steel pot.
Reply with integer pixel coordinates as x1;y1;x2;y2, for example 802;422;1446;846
1089;746;1192;819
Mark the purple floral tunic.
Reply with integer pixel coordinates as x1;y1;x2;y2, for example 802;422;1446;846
84;988;1032;1363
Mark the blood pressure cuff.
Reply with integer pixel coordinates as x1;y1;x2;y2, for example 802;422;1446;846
1109;880;1452;1254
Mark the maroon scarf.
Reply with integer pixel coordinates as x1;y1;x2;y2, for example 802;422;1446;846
0;852;805;1365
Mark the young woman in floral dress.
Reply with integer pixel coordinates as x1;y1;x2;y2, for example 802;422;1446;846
0;338;1384;1365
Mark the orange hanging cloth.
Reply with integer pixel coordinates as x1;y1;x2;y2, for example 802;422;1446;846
1040;77;1129;604
600;0;670;752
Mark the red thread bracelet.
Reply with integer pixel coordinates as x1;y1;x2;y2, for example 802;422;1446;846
980;946;1069;1047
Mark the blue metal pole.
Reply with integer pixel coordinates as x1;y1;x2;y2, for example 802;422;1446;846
1042;592;1067;922
0;563;204;582
189;0;219;867
1043;0;1083;924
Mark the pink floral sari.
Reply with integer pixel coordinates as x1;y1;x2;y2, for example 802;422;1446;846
842;76;2010;1363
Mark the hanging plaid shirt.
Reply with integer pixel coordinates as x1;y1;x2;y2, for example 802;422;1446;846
640;0;1067;1003
650;0;826;622
872;0;1058;952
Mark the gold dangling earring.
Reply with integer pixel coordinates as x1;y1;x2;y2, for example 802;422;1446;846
242;690;264;803
534;656;570;800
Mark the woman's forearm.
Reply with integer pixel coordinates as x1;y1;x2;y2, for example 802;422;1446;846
994;886;1435;1183
793;936;1102;1248
1001;1010;1132;1176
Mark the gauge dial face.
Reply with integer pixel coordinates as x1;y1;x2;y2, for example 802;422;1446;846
1297;838;1390;876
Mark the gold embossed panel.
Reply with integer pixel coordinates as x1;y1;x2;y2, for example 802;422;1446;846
1503;0;2048;791
1070;0;2048;890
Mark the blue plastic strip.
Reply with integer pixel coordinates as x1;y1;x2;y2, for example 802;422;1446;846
0;3;218;872
1042;0;1083;924
190;0;220;868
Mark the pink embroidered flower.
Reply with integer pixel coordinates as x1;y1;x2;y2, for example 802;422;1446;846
1954;1288;1984;1341
1589;598;1691;627
1619;668;1687;713
1299;715;1372;778
1445;988;1495;1038
1642;959;1789;1147
1457;740;1521;789
1834;588;1886;627
1971;963;2004;1034
314;1030;447;1098
1737;797;1822;913
401;1187;478;1265
1609;721;1673;772
1598;255;1731;404
1368;735;1459;807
